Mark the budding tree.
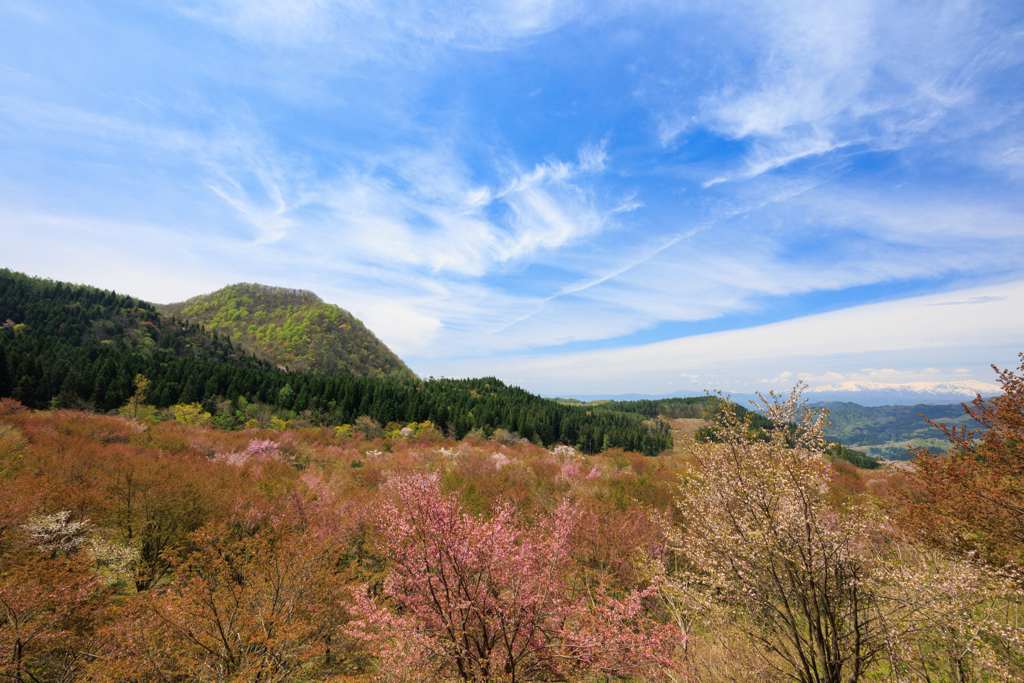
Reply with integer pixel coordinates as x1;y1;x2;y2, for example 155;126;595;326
96;524;351;681
1;523;104;683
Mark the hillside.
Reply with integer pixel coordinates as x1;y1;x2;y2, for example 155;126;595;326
158;284;415;381
816;401;981;460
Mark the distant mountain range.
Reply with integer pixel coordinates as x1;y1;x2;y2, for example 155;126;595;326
560;379;1002;407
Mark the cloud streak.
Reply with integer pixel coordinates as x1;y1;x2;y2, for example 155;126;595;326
437;280;1024;394
175;0;582;50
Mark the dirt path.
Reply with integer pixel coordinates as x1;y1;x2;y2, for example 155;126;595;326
664;417;711;455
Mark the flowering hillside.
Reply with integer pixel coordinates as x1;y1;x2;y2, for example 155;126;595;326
1;355;1022;682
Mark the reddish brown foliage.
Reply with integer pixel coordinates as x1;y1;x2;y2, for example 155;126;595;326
1;532;108;682
899;354;1024;565
0;398;28;416
0;406;687;681
93;523;353;682
827;461;869;507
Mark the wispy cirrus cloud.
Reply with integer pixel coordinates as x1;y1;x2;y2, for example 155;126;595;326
683;0;1024;184
175;0;581;50
299;143;620;277
2;0;1022;391
0;87;619;274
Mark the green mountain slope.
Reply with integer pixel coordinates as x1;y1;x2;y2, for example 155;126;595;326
158;284;415;381
815;401;980;460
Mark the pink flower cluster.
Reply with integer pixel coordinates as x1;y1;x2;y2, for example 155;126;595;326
213;438;282;469
348;474;678;682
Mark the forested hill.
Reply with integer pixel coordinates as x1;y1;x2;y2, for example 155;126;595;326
591;395;771;424
158;283;415;381
0;268;273;409
813;401;982;459
0;270;671;454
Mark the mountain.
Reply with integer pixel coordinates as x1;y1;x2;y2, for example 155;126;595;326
814;401;982;460
0;268;272;410
158;284;415;381
804;380;1002;406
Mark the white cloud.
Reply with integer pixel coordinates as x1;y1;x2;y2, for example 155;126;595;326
0;0;50;23
0;92;618;292
4;0;1022;376
657;112;691;147
304;144;617;280
760;370;793;384
435;279;1024;393
548;186;1024;349
5;86;1022;364
348;297;443;353
0;95;205;155
176;0;344;46
798;371;846;382
0;208;239;304
576;140;608;173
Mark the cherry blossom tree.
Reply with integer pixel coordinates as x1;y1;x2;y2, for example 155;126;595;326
668;389;887;683
350;473;676;682
20;510;91;558
666;387;1024;683
875;546;1024;682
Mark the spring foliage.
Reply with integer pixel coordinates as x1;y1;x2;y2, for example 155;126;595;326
669;390;889;682
902;353;1024;565
663;388;1024;683
3;267;1024;682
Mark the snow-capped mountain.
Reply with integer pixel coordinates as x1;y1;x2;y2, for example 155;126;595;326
804;380;1002;406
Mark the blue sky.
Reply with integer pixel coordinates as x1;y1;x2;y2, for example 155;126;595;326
2;0;1023;395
